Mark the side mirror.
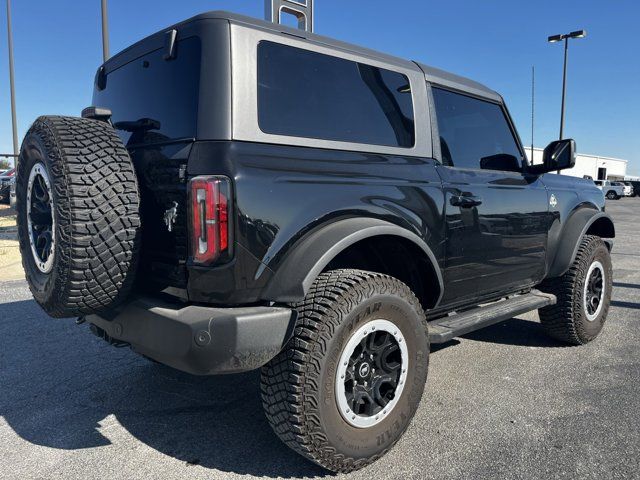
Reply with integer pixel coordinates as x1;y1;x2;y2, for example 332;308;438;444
528;139;576;175
543;139;576;171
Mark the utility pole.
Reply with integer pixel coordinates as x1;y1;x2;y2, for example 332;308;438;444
101;0;109;62
6;0;18;157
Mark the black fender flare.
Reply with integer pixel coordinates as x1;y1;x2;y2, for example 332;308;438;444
261;218;443;304
547;210;615;278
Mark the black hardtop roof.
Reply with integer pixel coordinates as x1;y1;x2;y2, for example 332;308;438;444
106;10;500;102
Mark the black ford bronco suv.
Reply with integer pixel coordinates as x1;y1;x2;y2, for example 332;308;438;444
16;11;615;473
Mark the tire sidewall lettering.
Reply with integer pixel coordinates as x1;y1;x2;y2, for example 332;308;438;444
319;290;429;457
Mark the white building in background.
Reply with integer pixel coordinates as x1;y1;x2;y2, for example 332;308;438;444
528;147;628;180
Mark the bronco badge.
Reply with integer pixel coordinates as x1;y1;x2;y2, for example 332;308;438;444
164;201;179;232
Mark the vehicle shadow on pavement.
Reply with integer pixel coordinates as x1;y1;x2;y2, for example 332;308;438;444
460;317;565;348
612;281;640;290
0;298;330;478
611;300;640;310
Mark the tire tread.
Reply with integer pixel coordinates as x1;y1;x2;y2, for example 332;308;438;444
538;235;610;345
17;115;140;317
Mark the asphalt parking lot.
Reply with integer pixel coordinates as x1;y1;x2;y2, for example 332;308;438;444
1;199;639;480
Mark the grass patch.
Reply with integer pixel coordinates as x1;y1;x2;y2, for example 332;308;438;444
0;240;19;255
0;215;17;229
0;239;23;281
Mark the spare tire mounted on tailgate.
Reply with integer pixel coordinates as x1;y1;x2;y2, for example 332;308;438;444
17;115;140;317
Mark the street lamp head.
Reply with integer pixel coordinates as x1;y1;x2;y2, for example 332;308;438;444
548;31;586;43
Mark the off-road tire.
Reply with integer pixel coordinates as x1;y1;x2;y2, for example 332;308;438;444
538;235;612;345
17;116;140;317
605;191;617;200
260;269;430;473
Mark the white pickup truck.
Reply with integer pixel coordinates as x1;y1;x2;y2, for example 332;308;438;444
594;180;624;199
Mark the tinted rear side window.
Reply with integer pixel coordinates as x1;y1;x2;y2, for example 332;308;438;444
257;41;415;147
432;87;522;170
93;36;201;147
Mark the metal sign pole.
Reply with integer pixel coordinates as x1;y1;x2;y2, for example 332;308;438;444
101;0;110;62
6;0;19;157
265;0;314;33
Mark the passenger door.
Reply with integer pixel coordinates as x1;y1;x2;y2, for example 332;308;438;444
430;87;549;306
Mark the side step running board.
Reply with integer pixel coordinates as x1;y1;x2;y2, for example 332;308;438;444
428;290;556;344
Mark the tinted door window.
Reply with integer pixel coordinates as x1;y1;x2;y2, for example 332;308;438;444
93;36;201;147
257;41;415;147
432;87;522;170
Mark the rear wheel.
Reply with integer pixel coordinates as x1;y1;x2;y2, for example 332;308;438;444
261;269;429;472
17;116;141;317
538;235;612;345
605;191;617;200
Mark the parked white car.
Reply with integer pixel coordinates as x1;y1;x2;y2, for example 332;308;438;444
594;180;624;199
613;181;633;197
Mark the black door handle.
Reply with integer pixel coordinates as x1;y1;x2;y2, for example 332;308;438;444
450;194;483;208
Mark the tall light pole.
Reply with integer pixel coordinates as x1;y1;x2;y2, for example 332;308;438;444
548;30;586;140
6;0;18;157
101;0;109;62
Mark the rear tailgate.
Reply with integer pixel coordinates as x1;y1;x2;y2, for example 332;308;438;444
92;36;202;291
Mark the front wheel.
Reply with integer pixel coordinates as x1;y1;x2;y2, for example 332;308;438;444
538;235;612;345
261;269;429;473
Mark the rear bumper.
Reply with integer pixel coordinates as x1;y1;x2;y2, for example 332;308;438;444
86;296;295;375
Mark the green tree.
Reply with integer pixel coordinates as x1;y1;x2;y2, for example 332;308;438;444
0;159;12;170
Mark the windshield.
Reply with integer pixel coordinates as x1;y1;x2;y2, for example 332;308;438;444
92;36;201;148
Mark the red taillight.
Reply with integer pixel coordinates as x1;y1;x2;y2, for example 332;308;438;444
190;176;232;264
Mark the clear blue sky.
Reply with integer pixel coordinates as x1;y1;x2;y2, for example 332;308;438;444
1;0;639;173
